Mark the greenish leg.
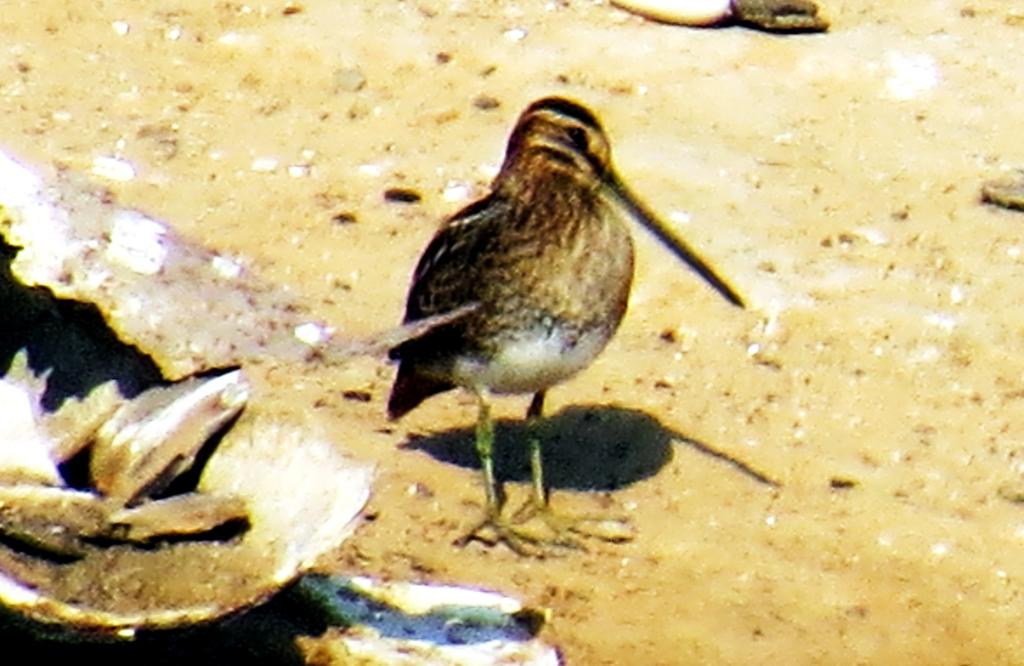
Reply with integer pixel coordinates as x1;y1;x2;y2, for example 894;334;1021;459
526;391;547;509
459;390;634;556
459;390;547;556
512;391;636;547
473;392;501;517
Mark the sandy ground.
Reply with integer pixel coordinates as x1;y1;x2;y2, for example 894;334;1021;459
4;1;1024;663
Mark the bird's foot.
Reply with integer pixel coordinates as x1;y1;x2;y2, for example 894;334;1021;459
457;503;634;557
512;501;635;544
457;512;579;558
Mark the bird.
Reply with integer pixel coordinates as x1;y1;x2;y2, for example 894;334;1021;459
387;96;744;555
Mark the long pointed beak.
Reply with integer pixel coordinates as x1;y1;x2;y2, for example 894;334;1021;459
608;172;745;308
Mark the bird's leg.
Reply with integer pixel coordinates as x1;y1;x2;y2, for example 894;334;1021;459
525;390;548;509
510;392;636;548
457;391;558;556
459;390;634;556
474;394;501;517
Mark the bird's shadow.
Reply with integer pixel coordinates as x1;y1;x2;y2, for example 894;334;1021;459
402;404;777;492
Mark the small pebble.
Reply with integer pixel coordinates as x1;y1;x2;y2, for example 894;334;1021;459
91;155;136;182
251;156;278;173
106;210;168;275
669;210;692;225
383;187;422;204
334;65;367;93
217;31;260;48
732;0;828;31
442;181;472;203
884;51;940;101
981;173;1024;212
294;322;329;346
358;163;384;177
473;94;501;110
210;254;243;279
341;390;372;403
406;482;434;498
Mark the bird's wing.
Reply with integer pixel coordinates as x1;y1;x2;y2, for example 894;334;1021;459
404;195;509;322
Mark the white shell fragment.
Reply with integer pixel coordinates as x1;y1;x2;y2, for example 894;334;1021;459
295;575;559;666
612;0;828;31
0;151;315;379
90;370;250;503
294;321;330;346
0;486;110;558
0;380;62;486
90;155;137;182
883;51;940;101
612;0;732;26
107;493;249;543
344;576;525;615
105;209;169;275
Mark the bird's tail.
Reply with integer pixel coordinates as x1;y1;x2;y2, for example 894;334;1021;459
387;363;454;420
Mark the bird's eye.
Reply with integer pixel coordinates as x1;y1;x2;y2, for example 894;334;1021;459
566;126;588;151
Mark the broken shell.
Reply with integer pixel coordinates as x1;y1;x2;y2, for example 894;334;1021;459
0;413;373;635
611;0;828;31
107;493;248;543
0;149;375;637
0;486;109;560
90;369;250;504
0;150;326;380
295;575;559;666
731;0;828;32
0;379;62;487
982;172;1024;212
611;0;733;26
42;380;122;463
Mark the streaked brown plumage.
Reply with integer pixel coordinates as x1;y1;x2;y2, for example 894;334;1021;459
388;96;743;555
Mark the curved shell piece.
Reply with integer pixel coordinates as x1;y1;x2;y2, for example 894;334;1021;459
0;413;373;635
0;151;325;380
0;381;62;487
90;370;250;504
982;172;1024;212
611;0;733;25
295;575;559;666
0;149;385;637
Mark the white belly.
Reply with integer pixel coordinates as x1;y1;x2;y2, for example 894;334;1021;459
451;325;612;395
